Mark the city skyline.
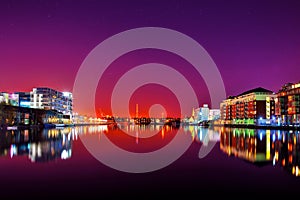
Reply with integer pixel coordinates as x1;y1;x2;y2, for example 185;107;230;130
1;1;300;197
1;0;300;117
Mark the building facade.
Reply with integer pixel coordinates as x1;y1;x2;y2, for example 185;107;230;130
220;87;276;125
208;109;221;121
16;92;31;108
199;104;210;121
276;82;300;126
0;92;19;106
193;104;210;124
30;88;73;116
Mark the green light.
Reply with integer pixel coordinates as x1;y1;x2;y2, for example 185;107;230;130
245;128;249;136
250;129;255;136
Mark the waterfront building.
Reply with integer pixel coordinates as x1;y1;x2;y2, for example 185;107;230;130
30;88;73;116
191;104;210;125
275;82;300;126
0;88;73;126
15;92;31;108
220;87;276;125
0;92;19;106
208;109;220;121
199;104;209;121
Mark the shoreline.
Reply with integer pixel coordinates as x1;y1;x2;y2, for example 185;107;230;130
212;123;300;131
2;122;300;131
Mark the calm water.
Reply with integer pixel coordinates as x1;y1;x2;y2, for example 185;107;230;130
0;124;299;198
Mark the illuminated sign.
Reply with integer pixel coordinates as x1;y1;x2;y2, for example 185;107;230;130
20;101;31;108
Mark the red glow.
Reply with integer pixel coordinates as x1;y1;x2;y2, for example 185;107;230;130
128;84;181;118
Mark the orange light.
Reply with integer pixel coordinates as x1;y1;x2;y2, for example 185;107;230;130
288;143;293;152
275;151;279;161
289;155;293;163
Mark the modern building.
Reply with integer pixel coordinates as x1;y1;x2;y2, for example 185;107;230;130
193;104;210;123
0;92;19;106
16;92;31;108
30;88;73;116
208;109;221;121
220;87;276;125
275;82;300;126
199;104;210;121
30;89;43;109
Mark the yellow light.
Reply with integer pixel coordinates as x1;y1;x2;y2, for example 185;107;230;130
266;130;270;160
275;151;279;161
292;166;295;175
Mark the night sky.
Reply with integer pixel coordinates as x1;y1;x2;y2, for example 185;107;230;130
0;0;300;117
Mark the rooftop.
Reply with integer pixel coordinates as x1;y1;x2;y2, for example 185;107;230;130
237;87;274;97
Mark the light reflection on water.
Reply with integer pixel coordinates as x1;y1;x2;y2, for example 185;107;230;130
0;127;76;162
0;124;299;177
0;124;218;163
219;127;300;177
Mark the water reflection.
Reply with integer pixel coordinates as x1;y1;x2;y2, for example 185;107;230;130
78;124;214;173
186;125;220;145
220;127;300;177
79;123;219;145
0;127;76;162
220;128;272;164
273;130;300;177
2;124;300;177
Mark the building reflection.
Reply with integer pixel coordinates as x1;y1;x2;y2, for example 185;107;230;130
272;130;300;177
186;125;220;145
220;127;300;177
220;128;272;163
3;124;298;177
0;127;76;162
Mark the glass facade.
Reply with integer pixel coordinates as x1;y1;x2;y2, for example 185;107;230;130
276;82;300;126
30;88;73;116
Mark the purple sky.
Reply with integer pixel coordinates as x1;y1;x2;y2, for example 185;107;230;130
0;0;299;116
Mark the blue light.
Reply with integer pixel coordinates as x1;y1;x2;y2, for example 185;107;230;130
20;101;31;108
277;131;281;140
259;133;263;141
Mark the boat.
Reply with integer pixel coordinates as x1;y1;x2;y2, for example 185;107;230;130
43;123;74;129
164;118;181;128
100;116;116;125
7;126;18;130
55;123;66;128
199;120;210;127
134;117;151;125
